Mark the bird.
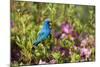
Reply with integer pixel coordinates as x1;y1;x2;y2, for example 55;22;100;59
33;18;51;46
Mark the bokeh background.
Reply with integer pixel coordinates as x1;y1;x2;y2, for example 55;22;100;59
11;1;95;66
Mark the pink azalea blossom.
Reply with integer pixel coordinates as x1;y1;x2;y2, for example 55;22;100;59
61;22;79;40
60;33;68;39
80;47;91;58
61;22;73;34
73;46;78;50
49;59;57;64
39;59;48;64
80;39;88;47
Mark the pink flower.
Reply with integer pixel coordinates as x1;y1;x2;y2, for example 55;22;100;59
39;59;48;64
80;39;88;47
61;22;78;40
60;33;68;39
73;46;78;50
49;59;57;64
80;47;91;58
61;22;73;34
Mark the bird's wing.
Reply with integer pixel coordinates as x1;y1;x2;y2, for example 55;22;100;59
38;31;45;37
37;31;46;41
33;32;45;46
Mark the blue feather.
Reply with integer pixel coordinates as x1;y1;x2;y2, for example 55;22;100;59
33;19;51;46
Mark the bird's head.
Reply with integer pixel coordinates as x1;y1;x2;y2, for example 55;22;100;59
44;18;51;26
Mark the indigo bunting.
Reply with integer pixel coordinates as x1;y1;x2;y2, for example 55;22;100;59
33;19;51;46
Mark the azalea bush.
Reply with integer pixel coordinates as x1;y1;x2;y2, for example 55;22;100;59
11;1;95;66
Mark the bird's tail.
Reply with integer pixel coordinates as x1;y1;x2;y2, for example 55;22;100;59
33;40;40;46
32;41;39;51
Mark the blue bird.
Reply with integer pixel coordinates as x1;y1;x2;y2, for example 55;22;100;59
33;19;51;46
